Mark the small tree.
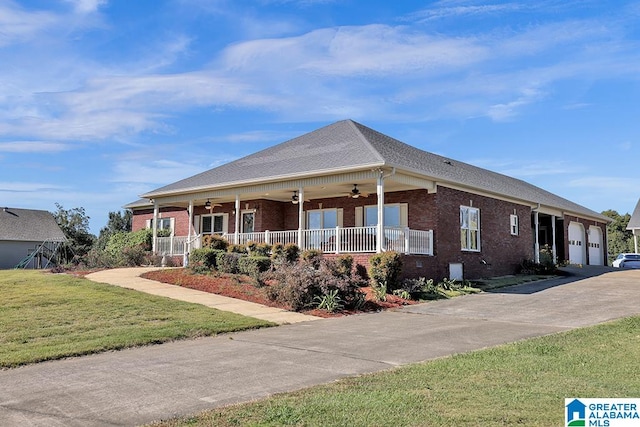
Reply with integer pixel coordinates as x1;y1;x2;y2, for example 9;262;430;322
96;210;132;250
368;251;403;292
52;203;96;264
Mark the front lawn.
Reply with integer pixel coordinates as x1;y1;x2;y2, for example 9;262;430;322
0;270;273;368
151;316;640;426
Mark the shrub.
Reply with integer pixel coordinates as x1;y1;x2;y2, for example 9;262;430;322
253;242;273;257
399;277;436;299
284;243;300;264
238;256;271;284
216;252;242;274
227;244;248;254
263;260;365;312
201;234;228;250
325;254;353;278
189;248;224;270
368;251;403;292
271;243;301;266
302;249;323;268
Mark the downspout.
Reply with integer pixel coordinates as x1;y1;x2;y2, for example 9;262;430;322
551;215;557;264
297;186;304;249
533;203;540;264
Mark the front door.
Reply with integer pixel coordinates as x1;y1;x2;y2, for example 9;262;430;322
242;211;254;234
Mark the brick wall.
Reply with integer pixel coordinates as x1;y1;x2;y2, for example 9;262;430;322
131;207;190;236
431;186;534;280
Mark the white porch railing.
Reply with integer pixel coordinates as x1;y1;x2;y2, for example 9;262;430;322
156;235;202;256
227;226;433;255
159;227;433;256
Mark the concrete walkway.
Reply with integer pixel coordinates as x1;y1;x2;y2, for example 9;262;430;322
86;267;321;325
1;268;639;426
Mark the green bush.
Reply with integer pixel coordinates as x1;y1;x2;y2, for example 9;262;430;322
325;254;353;278
271;243;300;266
227;244;248;254
189;248;224;270
238;256;272;283
202;234;229;250
91;229;154;267
246;241;272;257
368;251;403;292
263;260;365;312
399;277;436;299
302;249;323;268
216;252;242;274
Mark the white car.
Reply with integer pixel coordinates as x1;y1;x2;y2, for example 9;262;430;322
612;253;640;269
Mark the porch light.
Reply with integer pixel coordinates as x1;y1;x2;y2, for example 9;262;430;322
291;191;299;204
205;199;212;209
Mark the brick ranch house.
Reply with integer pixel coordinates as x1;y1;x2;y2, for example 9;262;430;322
126;120;610;280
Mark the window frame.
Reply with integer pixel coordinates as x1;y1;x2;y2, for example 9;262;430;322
510;214;519;236
460;205;481;252
200;213;228;235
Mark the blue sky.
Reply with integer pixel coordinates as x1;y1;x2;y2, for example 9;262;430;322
1;0;639;234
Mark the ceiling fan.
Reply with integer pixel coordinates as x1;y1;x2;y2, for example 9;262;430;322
204;199;222;209
347;184;368;199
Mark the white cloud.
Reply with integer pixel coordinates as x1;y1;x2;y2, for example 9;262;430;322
0;1;58;46
568;176;640;190
0;181;68;192
63;0;107;14
0;141;71;152
408;2;526;22
110;159;206;185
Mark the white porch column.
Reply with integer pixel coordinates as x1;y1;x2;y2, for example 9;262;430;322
297;187;304;249
534;210;540;263
551;215;557;264
152;200;159;254
234;194;241;244
634;231;639;254
185;200;194;267
376;172;385;253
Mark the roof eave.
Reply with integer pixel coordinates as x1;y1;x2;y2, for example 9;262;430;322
140;162;387;199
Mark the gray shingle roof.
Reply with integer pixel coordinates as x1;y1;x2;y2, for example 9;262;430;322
627;199;640;230
141;119;607;221
0;208;67;242
143;120;385;197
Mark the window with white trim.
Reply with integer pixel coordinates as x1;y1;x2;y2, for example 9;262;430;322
510;214;519;236
307;208;340;229
201;214;227;235
363;204;407;228
460;206;480;251
146;217;174;236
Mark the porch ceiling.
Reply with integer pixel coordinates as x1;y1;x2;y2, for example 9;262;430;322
150;170;435;208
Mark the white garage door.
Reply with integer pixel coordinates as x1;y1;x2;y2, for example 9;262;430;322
568;222;585;265
588;226;603;266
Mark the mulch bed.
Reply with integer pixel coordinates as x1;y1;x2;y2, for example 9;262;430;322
142;268;415;318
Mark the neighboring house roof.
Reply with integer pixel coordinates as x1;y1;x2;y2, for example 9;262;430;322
627;198;640;230
139;119;608;221
0;207;67;242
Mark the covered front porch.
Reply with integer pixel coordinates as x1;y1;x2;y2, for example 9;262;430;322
156;225;433;257
149;167;437;259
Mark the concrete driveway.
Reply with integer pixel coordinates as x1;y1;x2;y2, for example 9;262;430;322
1;268;638;426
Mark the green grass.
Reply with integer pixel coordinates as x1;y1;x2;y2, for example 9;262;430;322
0;270;273;368
473;274;554;290
151;316;640;427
